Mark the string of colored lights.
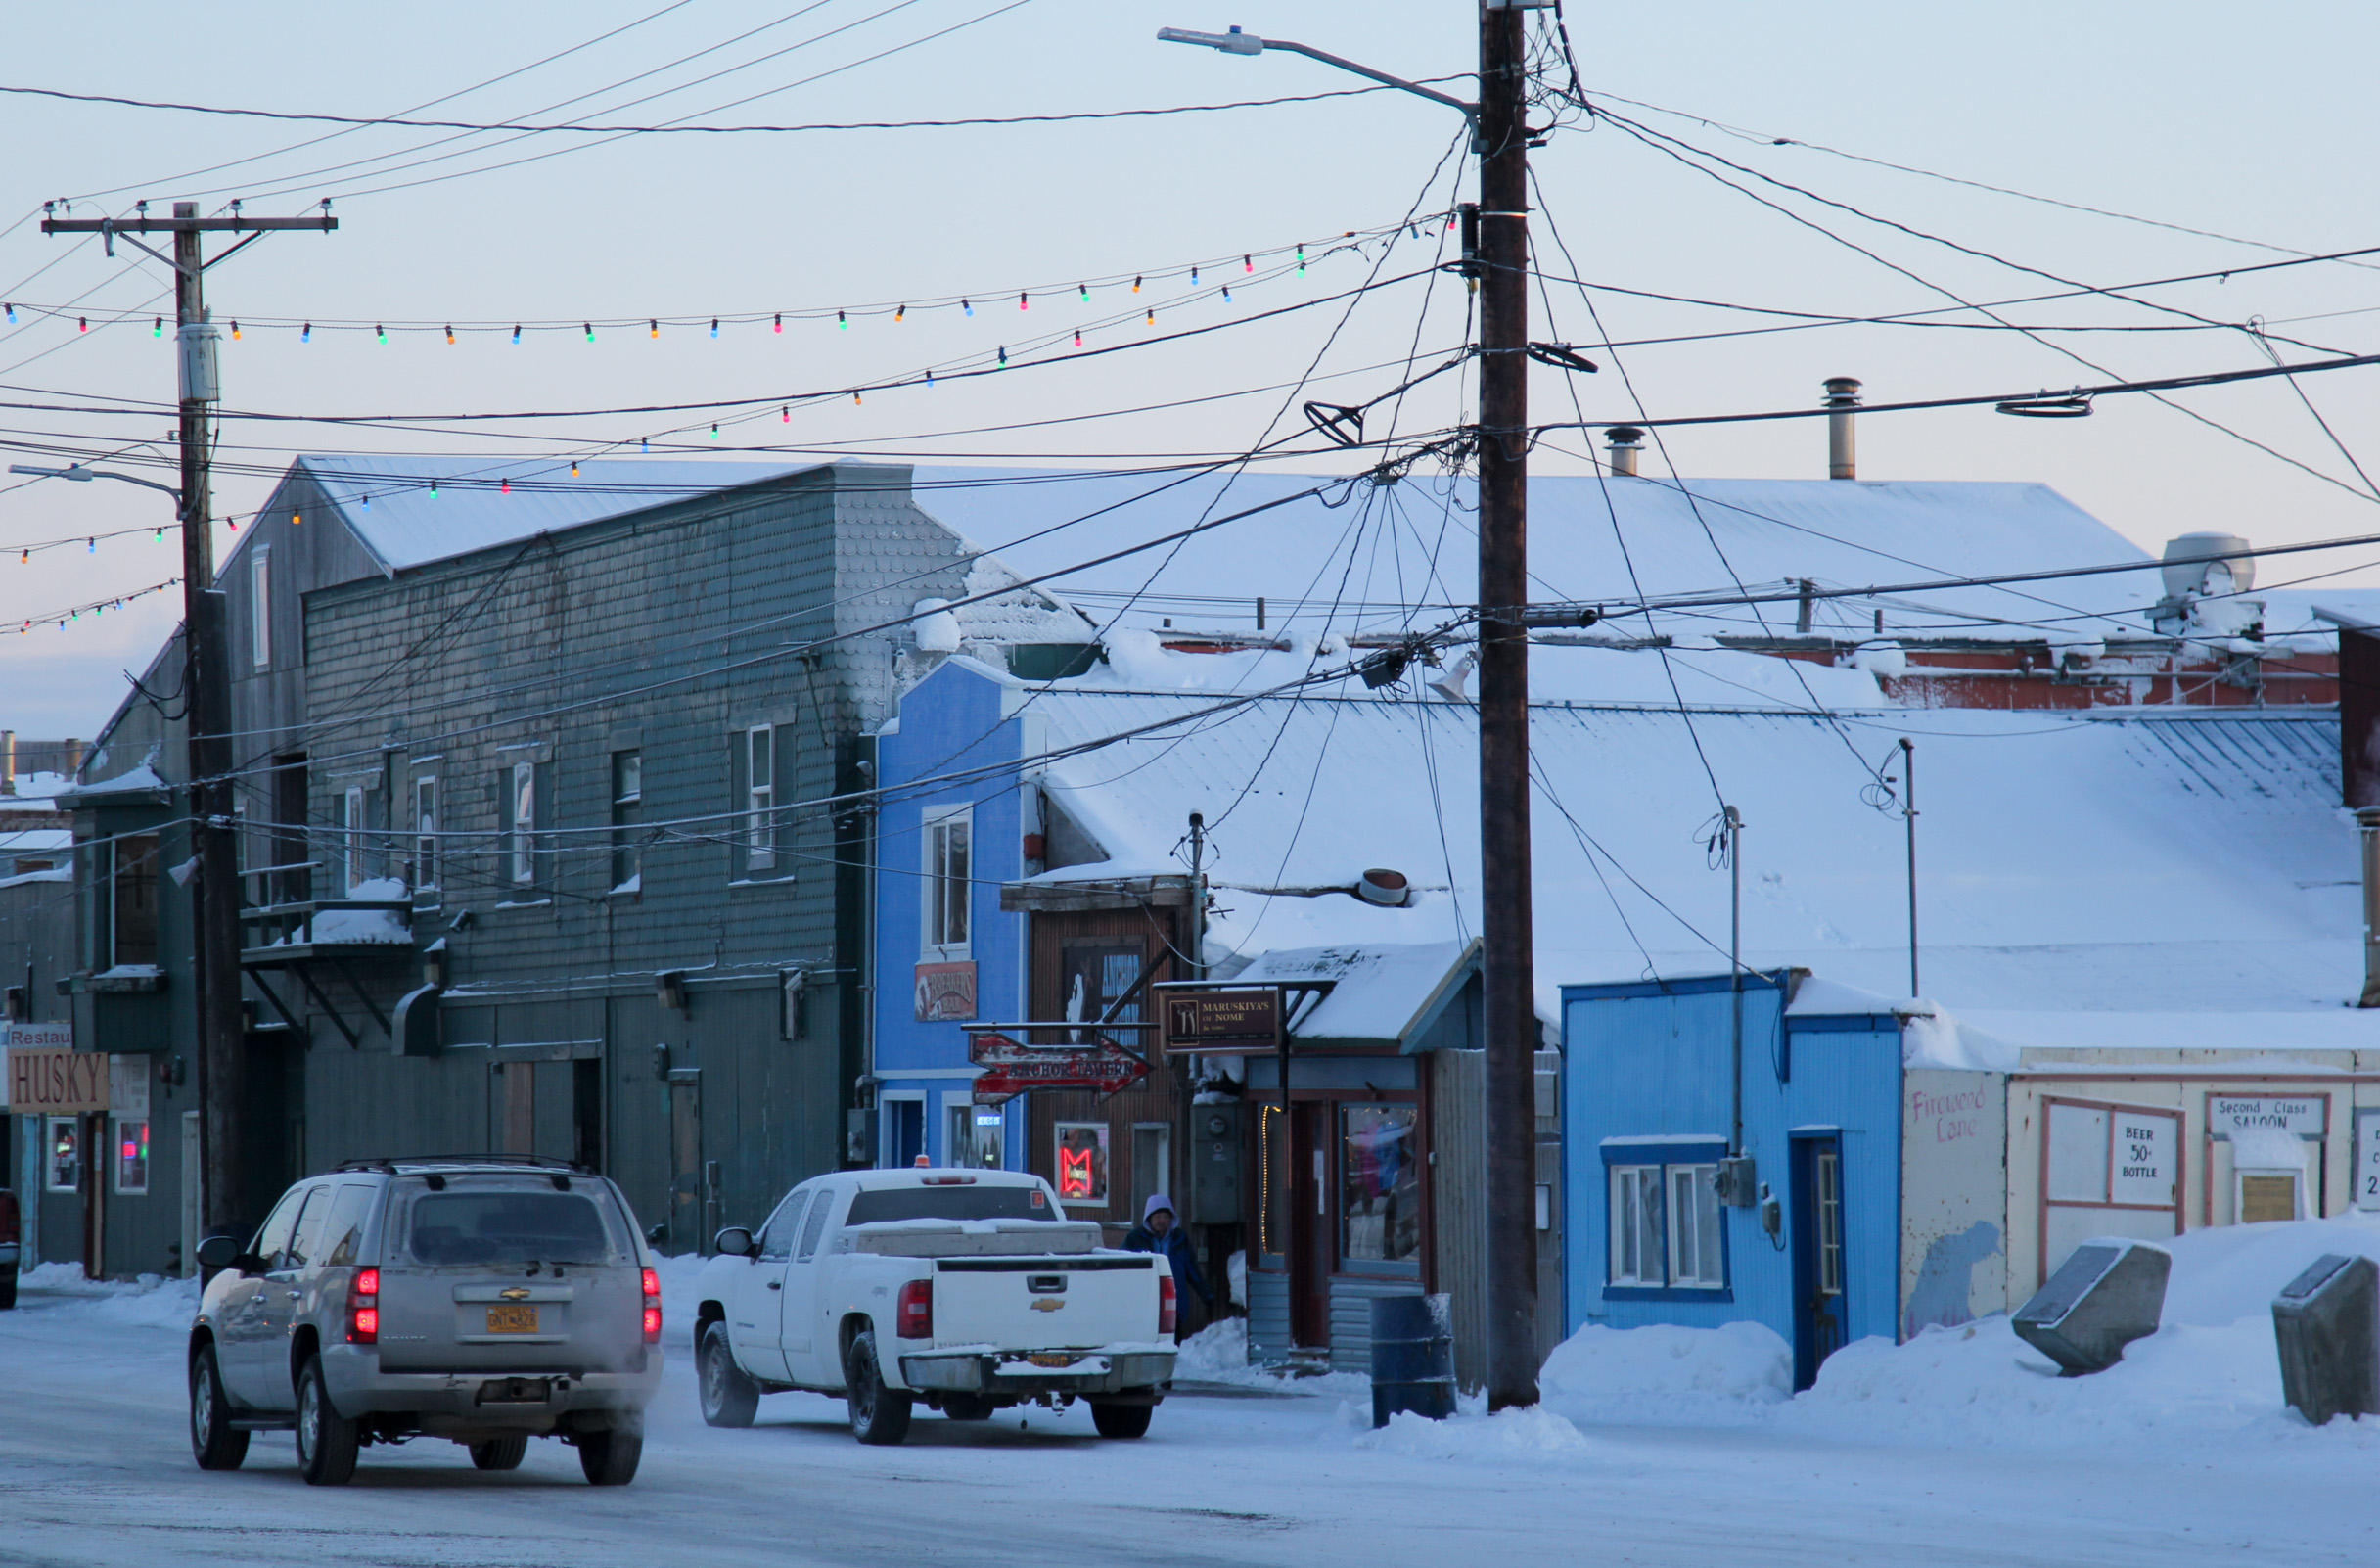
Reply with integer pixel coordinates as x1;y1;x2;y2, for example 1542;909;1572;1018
0;216;1428;345
13;575;179;632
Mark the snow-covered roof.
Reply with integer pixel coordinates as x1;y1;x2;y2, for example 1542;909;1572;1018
908;468;2171;644
1230;940;1479;1048
55;763;169;804
946;652;2355;1023
0;772;72;806
293;454;824;574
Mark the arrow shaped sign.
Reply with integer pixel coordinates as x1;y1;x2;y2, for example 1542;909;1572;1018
968;1031;1152;1099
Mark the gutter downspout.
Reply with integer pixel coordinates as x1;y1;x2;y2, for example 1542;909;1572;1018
1727;806;1745;1156
2358;807;2380;1007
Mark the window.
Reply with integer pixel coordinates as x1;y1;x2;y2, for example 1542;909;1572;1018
114;1120;149;1195
320;1184;373;1266
795;1190;835;1261
1668;1164;1724;1288
1054;1122;1109;1206
1813;1150;1844;1295
285;1186;331;1270
847;1185;1057;1224
46;1116;82;1192
250;1189;302;1268
744;727;775;872
1605;1143;1729;1294
757;1189;809;1262
1059;940;1143;1042
1131;1123;1172;1228
1341;1105;1421;1270
1609;1166;1662;1285
2040;1098;2180;1277
251;546;271;668
508;760;536;885
343;785;367;894
924;808;971;952
110;834;158;967
611;750;642;894
412;776;438;895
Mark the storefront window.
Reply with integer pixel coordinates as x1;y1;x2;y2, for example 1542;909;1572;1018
1054;1122;1109;1205
1340;1104;1420;1270
47;1116;81;1192
114;1120;150;1195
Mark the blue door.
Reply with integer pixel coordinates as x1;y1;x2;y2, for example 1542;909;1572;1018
1789;1132;1846;1392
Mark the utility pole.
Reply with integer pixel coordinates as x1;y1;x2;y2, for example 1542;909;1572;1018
40;201;336;1228
1475;0;1539;1411
1900;737;1919;996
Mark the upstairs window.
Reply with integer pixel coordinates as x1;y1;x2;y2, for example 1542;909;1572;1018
342;785;367;894
923;807;972;954
251;546;272;669
110;834;159;968
506;761;538;886
611;750;642;894
412;776;438;895
744;727;775;873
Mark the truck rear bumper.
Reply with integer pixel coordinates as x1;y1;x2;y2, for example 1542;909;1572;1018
323;1344;662;1431
898;1348;1175;1397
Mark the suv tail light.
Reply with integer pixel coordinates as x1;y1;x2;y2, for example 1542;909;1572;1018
641;1267;662;1344
347;1267;380;1345
1159;1273;1177;1337
896;1279;933;1339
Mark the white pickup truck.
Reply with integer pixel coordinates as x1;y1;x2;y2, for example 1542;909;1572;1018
689;1168;1177;1444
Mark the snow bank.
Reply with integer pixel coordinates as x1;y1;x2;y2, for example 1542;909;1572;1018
1537;1214;2380;1453
1352;1401;1595;1463
1539;1320;1792;1423
18;1264;199;1330
1171;1317;1369;1396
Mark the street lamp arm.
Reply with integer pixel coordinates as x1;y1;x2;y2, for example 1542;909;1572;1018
1157;26;1476;119
9;462;185;515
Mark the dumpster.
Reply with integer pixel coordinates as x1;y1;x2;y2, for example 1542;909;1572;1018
1370;1293;1454;1427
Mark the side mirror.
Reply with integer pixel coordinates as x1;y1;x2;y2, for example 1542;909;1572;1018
195;1233;246;1271
645;1222;667;1246
713;1226;755;1258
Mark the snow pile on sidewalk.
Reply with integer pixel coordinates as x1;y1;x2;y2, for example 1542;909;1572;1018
1533;1213;2380;1453
1173;1317;1369;1395
19;1263;199;1330
1354;1400;1595;1463
1539;1319;1793;1424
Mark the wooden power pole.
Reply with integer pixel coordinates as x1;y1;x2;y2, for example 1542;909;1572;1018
40;201;336;1227
1476;0;1539;1411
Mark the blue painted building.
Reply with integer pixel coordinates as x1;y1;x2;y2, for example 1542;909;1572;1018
1562;971;2005;1389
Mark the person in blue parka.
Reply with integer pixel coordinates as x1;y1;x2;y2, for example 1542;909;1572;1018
1123;1193;1213;1336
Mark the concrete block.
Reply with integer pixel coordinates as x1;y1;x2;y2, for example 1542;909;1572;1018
2013;1237;2171;1375
2272;1253;2379;1426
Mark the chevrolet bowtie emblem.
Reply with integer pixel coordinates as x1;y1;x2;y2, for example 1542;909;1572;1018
1029;1297;1066;1312
499;1286;531;1301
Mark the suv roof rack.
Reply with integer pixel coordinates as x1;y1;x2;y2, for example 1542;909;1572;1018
337;1153;594;1175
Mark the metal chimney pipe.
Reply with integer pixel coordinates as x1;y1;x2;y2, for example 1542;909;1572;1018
2359;807;2380;1006
1604;426;1644;478
0;730;13;795
1824;377;1862;480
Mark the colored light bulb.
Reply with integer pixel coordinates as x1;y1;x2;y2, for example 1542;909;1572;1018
570;462;578;477
962;299;973;316
1222;286;1232;303
231;321;240;339
1190;266;1199;286
443;325;454;346
641;438;649;452
376;324;387;345
1074;330;1081;347
361;494;370;508
997;346;1007;367
781;405;789;423
1019;292;1029;311
852;391;861;405
152;317;161;338
651;320;659;340
1077;284;1088;302
77;317;86;333
1131;277;1141;294
710;318;718;339
896;305;906;323
512;325;521;345
500;480;510;494
838;309;847;329
1145;307;1155;326
584;323;594;343
709;424;718;439
773;313;782;334
429;480;438;496
2;303;12;323
301;323;310;343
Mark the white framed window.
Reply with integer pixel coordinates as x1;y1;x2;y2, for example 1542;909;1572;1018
412;776;438;893
923;807;972;955
114;1119;150;1195
250;546;271;668
47;1116;82;1192
745;726;776;872
509;761;536;884
1667;1164;1725;1288
1608;1165;1662;1285
343;785;366;894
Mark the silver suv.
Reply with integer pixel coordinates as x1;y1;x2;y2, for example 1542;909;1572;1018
189;1155;663;1486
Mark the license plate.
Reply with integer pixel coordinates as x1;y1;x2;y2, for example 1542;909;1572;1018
485;1304;540;1334
1028;1353;1079;1368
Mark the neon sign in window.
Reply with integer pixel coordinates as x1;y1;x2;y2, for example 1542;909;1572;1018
1054;1122;1108;1205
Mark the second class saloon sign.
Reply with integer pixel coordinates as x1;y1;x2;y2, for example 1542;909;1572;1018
1162;989;1282;1054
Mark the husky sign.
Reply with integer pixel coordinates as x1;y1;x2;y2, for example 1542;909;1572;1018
7;1028;106;1115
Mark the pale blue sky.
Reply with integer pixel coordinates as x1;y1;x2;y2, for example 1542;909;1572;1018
4;1;2377;732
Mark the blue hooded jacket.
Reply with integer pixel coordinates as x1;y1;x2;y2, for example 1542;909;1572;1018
1122;1193;1210;1304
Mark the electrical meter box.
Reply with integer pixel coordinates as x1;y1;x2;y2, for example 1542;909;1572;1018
1189;1102;1242;1224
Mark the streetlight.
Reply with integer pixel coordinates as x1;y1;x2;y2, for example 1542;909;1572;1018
10;463;184;513
1157;25;1477;123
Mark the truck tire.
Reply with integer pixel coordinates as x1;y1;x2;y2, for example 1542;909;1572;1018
469;1436;527;1470
699;1322;758;1428
189;1343;250;1471
0;1266;17;1310
296;1356;360;1486
1089;1400;1154;1439
577;1430;642;1486
844;1331;912;1446
940;1394;995;1422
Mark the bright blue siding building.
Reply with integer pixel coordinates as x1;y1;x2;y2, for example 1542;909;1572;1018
870;660;1032;1172
1562;972;1908;1389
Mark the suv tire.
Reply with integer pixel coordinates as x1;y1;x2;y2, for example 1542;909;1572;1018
699;1322;758;1428
577;1430;642;1486
295;1355;360;1486
1089;1400;1154;1439
469;1436;527;1470
189;1343;250;1470
844;1331;912;1446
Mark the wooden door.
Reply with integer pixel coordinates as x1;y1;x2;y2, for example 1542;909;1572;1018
1290;1101;1332;1349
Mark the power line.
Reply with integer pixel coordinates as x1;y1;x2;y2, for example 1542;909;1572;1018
1;77;1448;137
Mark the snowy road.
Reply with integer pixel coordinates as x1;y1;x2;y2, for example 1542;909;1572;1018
4;1274;2374;1568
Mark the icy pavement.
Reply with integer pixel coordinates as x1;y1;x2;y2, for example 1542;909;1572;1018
3;1232;2378;1567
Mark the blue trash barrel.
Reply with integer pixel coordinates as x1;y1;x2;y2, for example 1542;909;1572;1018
1370;1293;1455;1427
